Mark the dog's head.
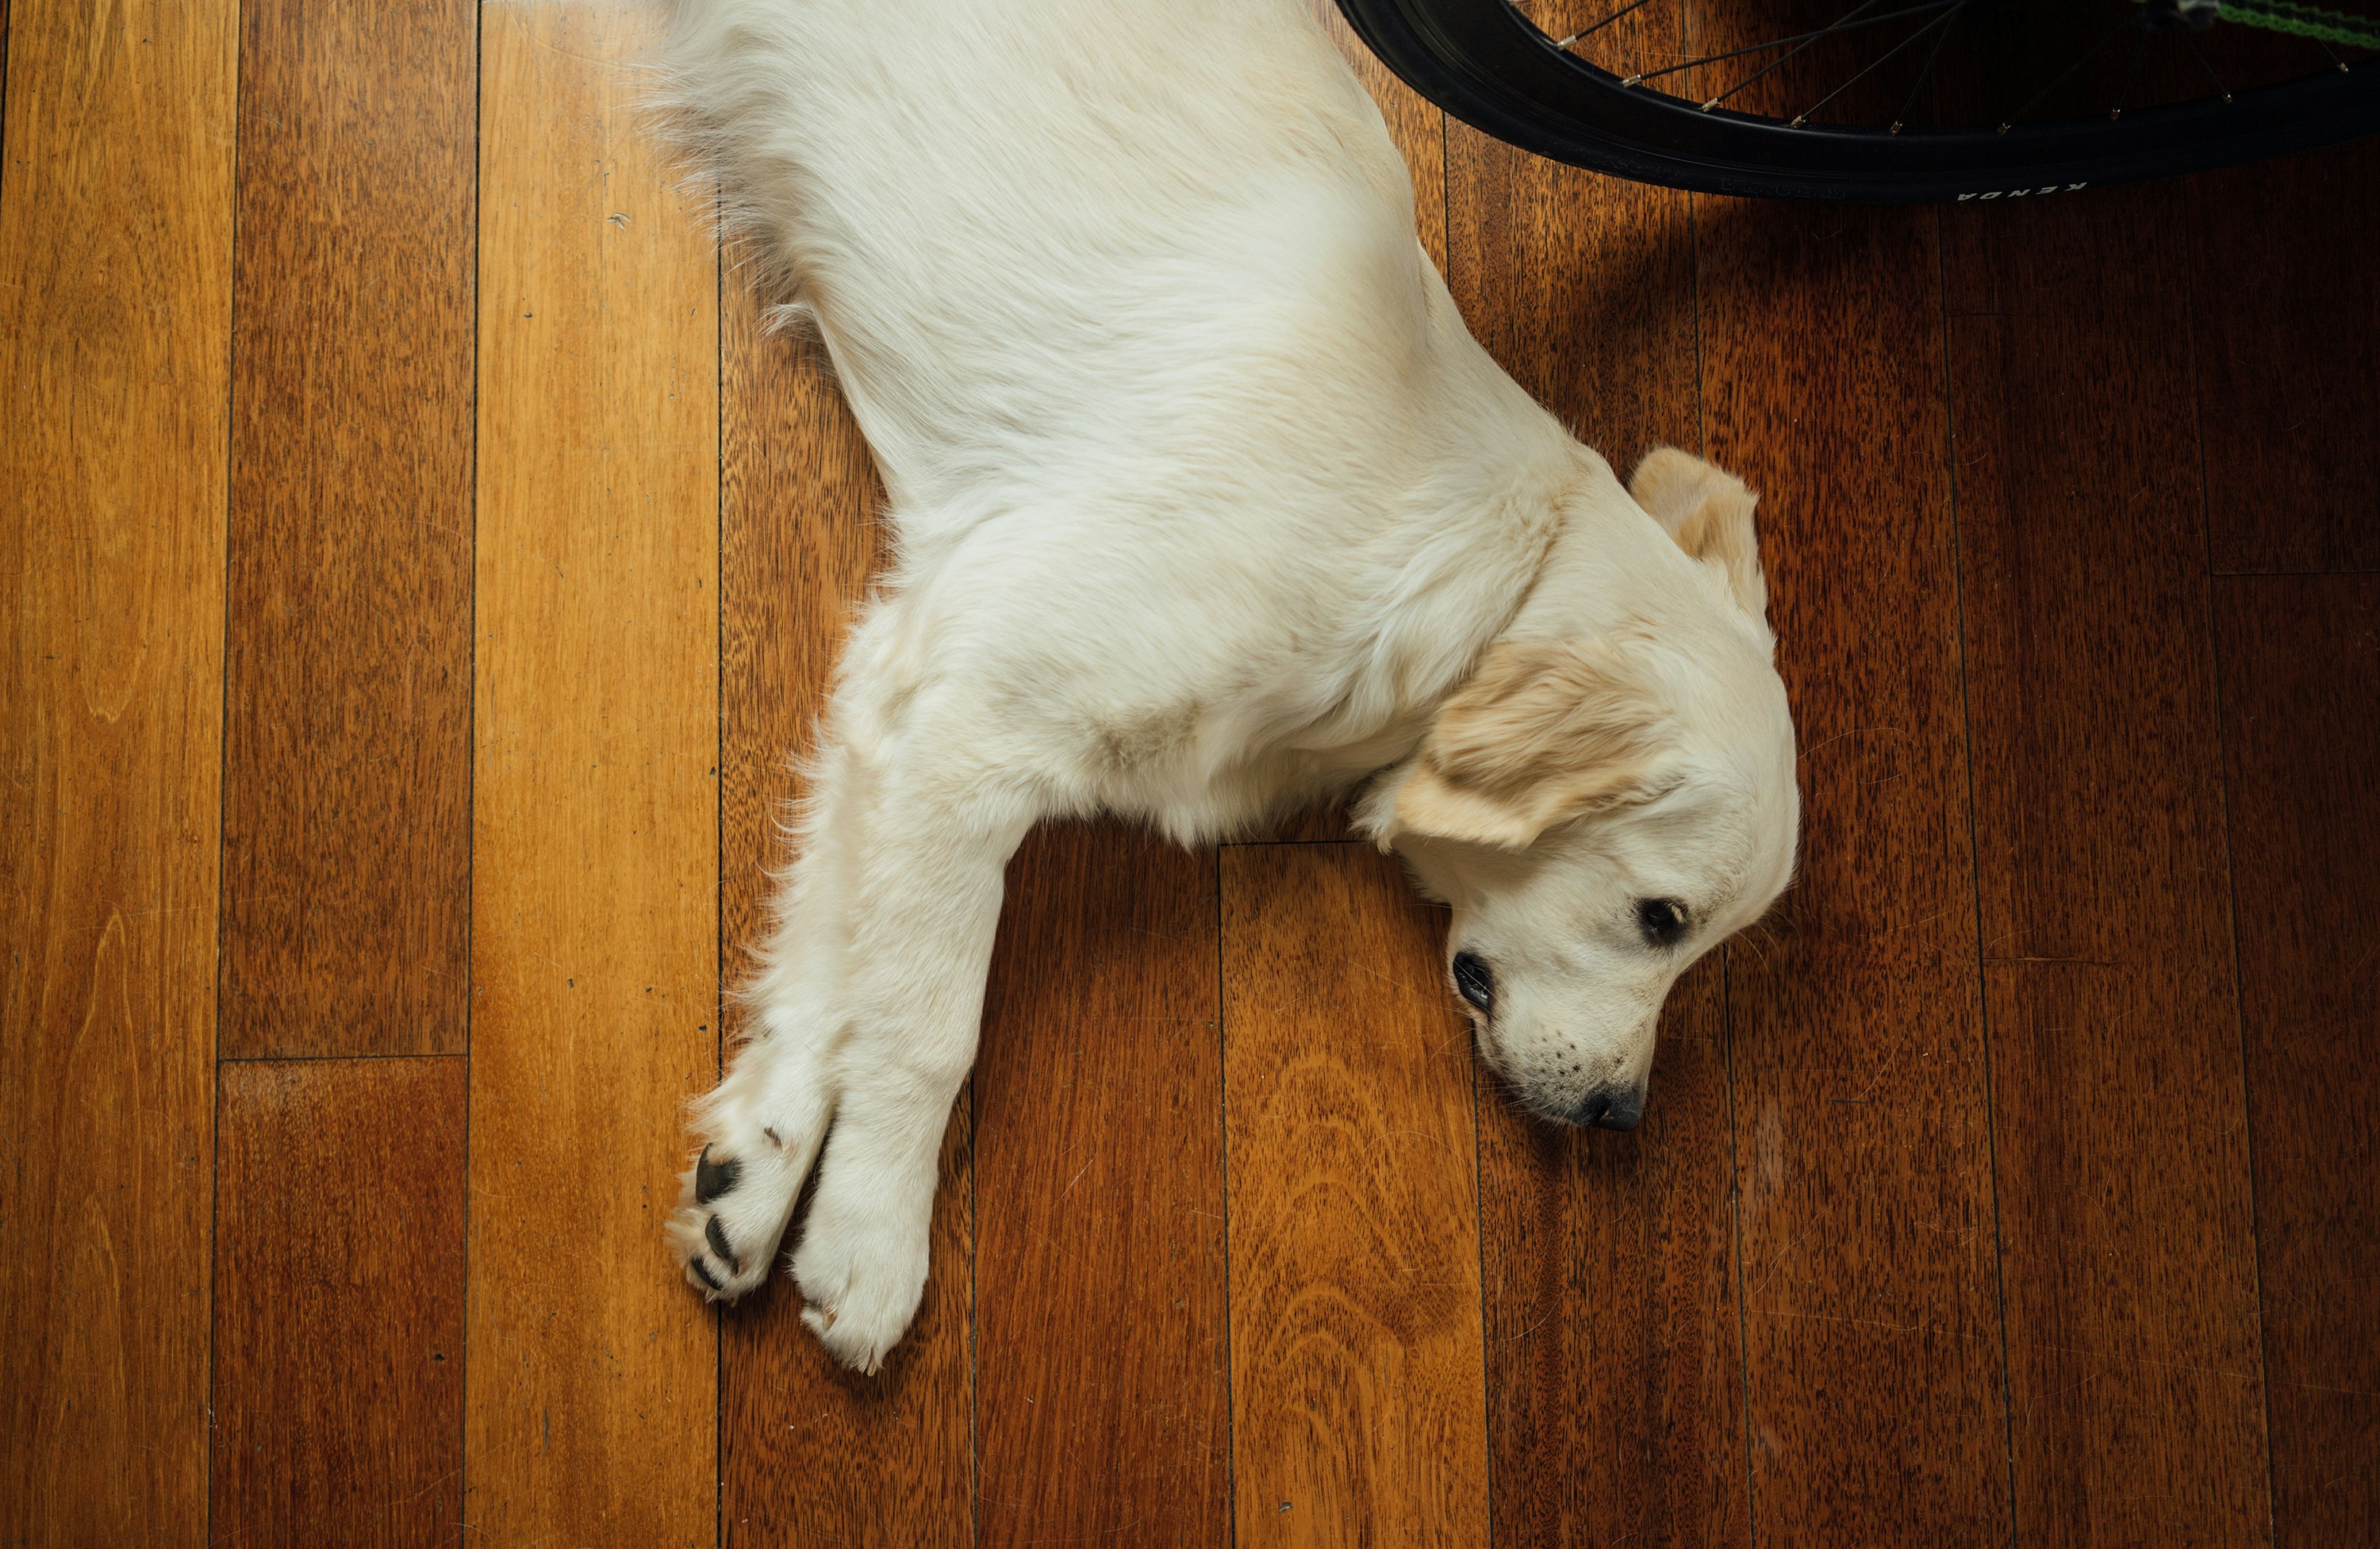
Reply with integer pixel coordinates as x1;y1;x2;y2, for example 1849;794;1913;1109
1357;448;1798;1129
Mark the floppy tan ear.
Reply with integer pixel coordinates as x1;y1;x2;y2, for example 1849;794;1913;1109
1629;447;1769;626
1380;638;1674;849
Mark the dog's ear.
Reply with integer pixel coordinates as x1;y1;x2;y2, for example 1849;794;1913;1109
1367;638;1676;849
1628;447;1769;627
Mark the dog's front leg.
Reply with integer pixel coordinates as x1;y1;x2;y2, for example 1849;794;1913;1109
670;700;1033;1371
788;771;1024;1372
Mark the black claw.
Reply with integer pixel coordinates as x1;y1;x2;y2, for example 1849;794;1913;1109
705;1214;740;1273
694;1144;740;1206
688;1254;724;1293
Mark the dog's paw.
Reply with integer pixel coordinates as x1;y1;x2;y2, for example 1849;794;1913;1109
790;1200;931;1375
666;1138;804;1303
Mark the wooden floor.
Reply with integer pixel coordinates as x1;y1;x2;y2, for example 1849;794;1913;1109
4;2;2376;1544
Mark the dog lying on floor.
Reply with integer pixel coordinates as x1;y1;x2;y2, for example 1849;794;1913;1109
654;0;1799;1373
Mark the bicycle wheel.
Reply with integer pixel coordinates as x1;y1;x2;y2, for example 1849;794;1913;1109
1334;0;2380;200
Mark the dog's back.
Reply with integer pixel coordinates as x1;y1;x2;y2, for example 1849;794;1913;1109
657;0;1490;514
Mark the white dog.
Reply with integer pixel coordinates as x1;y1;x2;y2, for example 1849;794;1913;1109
654;0;1799;1373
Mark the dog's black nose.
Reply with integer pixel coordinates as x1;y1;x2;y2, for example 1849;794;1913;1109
1572;1084;1645;1132
1450;951;1495;1014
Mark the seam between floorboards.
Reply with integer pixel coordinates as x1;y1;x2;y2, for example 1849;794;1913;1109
1933;201;2023;1549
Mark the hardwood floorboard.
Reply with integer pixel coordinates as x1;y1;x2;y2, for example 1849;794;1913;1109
1445;8;1749;1542
2190;143;2380;575
212;1057;466;1545
2214;575;2380;1546
466;6;719;1540
1695;197;2011;1542
1222;843;1490;1546
975;824;1230;1547
716;266;979;1548
0;0;236;1539
1943;186;2271;1542
219;0;475;1058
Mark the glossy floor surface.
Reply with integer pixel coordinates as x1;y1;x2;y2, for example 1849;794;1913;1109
4;2;2376;1543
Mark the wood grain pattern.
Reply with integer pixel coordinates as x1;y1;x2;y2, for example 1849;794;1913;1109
219;0;475;1058
1944;186;2269;1542
1697;199;2010;1543
466;6;719;1541
213;1057;467;1544
975;824;1229;1547
2190;142;2380;575
0;0;236;1540
1223;842;1490;1547
2216;576;2380;1546
1446;11;1746;1541
716;260;979;1549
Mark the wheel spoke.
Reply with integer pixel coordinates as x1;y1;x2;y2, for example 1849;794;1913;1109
1790;1;1971;127
1890;1;1964;131
1621;0;1956;90
1998;12;2138;131
2182;25;2233;101
1549;0;1660;51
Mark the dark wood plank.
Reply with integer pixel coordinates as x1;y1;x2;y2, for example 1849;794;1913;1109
0;0;236;1539
1447;0;1695;480
2214;575;2380;1545
1696;197;2011;1540
1944;186;2270;1541
213;1057;466;1544
716;270;979;1548
2190;141;2380;574
974;824;1229;1547
1222;842;1489;1544
219;0;474;1058
466;5;719;1539
1476;960;1746;1549
1445;9;1746;1542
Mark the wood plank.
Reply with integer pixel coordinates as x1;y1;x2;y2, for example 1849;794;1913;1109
213;1057;467;1544
220;0;475;1057
0;0;236;1539
1943;186;2270;1541
1222;842;1489;1545
2190;141;2380;574
1476;960;1745;1549
716;266;979;1547
1695;199;2010;1540
467;5;719;1540
2213;574;2380;1545
1444;9;1746;1541
975;824;1229;1547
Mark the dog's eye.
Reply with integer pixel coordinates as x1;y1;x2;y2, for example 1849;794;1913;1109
1635;898;1687;948
1451;950;1495;1014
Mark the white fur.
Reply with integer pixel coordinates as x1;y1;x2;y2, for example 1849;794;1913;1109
651;0;1799;1372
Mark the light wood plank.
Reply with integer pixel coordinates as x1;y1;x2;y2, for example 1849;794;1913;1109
716;264;980;1547
1944;186;2270;1541
1223;843;1489;1546
221;0;476;1057
1696;197;2011;1540
0;0;237;1539
975;824;1230;1547
213;1057;467;1545
467;6;720;1539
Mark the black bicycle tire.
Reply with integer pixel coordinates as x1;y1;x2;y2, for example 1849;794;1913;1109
1336;0;2380;200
